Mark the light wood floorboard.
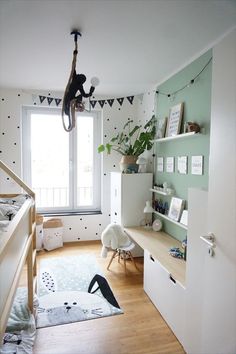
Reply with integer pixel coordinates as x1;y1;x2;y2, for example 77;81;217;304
22;241;185;354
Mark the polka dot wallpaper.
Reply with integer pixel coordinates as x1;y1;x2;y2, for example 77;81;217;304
0;88;155;242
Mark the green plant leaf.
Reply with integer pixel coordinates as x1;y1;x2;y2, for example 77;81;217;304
144;115;156;130
98;144;105;153
118;132;126;144
106;143;112;154
129;125;141;137
111;134;119;142
123;120;133;130
97;115;156;157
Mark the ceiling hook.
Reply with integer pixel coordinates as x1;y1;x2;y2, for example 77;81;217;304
70;30;82;43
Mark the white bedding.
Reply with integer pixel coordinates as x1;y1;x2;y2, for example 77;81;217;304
0;195;29;231
0;288;37;354
0;195;29;220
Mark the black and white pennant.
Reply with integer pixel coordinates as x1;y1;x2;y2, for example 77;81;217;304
90;100;97;108
98;100;106;108
127;96;134;104
107;99;114;107
117;97;124;106
55;98;62;106
47;97;54;105
39;95;46;103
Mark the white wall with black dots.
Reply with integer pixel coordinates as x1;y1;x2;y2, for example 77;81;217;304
0;88;154;241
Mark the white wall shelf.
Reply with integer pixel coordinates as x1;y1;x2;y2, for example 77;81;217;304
153;210;188;230
153;131;200;143
150;188;174;196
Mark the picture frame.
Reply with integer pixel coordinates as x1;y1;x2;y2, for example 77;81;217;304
156;117;167;139
168;197;185;222
166;157;174;173
177;156;188;174
166;103;184;137
180;210;188;226
191;155;203;175
157;157;164;172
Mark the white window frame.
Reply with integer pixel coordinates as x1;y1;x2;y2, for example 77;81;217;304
22;106;101;214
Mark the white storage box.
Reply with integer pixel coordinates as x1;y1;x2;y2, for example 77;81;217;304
43;218;63;251
36;214;44;250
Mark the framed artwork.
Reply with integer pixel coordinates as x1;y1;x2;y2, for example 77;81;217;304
168;197;185;222
191;155;203;175
166;103;184;137
156;117;167;138
177;156;188;174
157;157;164;172
166;157;174;173
180;210;188;226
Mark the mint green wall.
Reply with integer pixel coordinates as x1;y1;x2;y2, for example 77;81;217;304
154;50;212;241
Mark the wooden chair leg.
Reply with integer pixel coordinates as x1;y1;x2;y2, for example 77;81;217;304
118;250;121;263
107;250;117;270
123;251;127;274
129;251;140;271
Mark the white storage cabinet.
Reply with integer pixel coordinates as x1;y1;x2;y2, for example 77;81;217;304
110;172;152;256
110;172;152;226
144;249;185;345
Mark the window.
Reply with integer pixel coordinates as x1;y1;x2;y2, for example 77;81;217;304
22;107;101;213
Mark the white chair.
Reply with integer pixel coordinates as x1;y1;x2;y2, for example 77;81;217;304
101;223;139;274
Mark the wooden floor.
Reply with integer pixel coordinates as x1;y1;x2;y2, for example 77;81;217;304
28;241;185;354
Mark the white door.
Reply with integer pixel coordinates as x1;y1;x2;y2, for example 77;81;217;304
185;188;208;354
185;29;236;354
199;29;236;354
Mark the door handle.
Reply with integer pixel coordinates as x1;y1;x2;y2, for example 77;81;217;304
200;232;215;247
200;232;216;257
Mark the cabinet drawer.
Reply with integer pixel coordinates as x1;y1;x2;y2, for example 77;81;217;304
144;249;185;345
144;250;168;312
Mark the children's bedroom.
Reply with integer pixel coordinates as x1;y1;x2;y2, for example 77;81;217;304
0;1;235;354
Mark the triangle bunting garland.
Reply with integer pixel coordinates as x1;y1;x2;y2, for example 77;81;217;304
37;94;135;108
38;95;62;106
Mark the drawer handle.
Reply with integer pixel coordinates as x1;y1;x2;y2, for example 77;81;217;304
150;255;155;262
114;212;117;215
169;275;176;284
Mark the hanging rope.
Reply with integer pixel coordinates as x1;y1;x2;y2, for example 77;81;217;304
61;33;79;132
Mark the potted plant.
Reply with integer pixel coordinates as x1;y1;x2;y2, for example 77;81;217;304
98;115;156;172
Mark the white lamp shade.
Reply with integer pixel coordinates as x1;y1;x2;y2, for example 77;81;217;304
91;77;100;87
144;200;154;213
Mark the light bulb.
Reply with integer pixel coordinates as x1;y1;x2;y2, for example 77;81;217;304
91;77;100;87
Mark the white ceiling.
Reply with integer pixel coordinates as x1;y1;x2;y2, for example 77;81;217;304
0;0;235;96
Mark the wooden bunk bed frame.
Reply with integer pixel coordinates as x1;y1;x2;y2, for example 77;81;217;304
0;160;37;342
